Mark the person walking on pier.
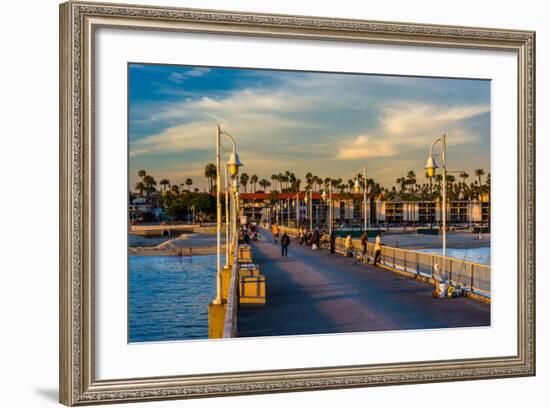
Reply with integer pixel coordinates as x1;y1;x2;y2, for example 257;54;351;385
360;231;369;264
312;227;320;250
272;223;280;243
373;234;382;266
281;231;290;258
329;230;336;254
305;228;313;246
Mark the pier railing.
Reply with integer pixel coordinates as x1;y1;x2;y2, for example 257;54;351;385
283;227;490;297
357;240;490;296
223;243;240;338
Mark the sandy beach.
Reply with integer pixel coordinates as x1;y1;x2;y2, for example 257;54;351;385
379;232;490;249
129;230;490;256
129;232;225;256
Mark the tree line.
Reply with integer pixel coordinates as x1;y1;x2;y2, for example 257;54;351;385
132;170;215;222
235;168;490;202
132;165;491;218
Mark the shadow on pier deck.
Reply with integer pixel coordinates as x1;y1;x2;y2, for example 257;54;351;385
237;233;490;338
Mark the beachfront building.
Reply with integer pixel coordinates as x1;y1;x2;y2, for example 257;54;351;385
375;199;489;229
239;192;491;231
129;196;165;223
129;197;152;222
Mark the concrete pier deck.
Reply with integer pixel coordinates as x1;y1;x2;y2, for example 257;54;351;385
237;232;490;338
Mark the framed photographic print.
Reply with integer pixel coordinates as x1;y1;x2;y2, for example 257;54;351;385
59;1;536;405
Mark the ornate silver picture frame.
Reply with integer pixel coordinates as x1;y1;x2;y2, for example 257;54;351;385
59;1;535;405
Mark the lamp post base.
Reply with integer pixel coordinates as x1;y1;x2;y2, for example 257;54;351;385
208;300;227;339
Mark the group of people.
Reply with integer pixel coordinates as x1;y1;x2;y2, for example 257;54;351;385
238;223;259;244
342;232;383;265
293;226;336;253
270;222;383;265
343;231;382;266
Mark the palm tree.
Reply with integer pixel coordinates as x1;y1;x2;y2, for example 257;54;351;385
396;177;406;193
159;178;170;192
280;173;289;191
259;178;271;192
406;170;416;193
137;169;147;179
271;174;280;192
135;181;146;197
142;175;157;196
475;168;485;193
458;172;469;199
284;171;291;189
434;174;443;196
445;175;456;200
204;163;216;192
185;178;193;191
333;178;342;190
240;173;249;192
305;172;313;189
312;175;320;192
250;174;259;193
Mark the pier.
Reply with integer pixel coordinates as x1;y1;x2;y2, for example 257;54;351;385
236;230;490;337
208;227;490;339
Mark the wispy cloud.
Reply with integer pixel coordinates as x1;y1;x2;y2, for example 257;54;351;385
130;87;323;158
167;67;212;84
129;122;214;158
336;103;489;160
129;67;490;188
338;134;397;159
380;103;489;141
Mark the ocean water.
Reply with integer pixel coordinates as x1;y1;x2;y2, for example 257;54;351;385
416;247;491;265
129;255;219;342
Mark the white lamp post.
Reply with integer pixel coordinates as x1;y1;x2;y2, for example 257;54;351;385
214;125;242;305
322;182;333;235
232;178;240;246
304;189;313;230
425;133;447;281
304;193;308;227
295;193;300;227
353;165;368;231
310;189;313;230
235;189;240;244
224;164;230;268
287;197;290;228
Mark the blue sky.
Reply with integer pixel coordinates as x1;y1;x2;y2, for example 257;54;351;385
129;63;490;191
